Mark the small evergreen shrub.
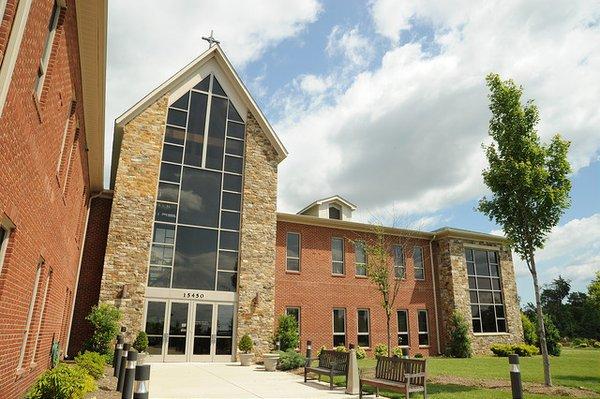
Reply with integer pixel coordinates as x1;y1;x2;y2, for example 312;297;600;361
277;349;306;370
374;343;388;357
391;346;404;357
74;351;105;380
274;315;299;351
414;353;424;358
355;346;366;359
238;334;253;353
593;340;600;349
490;343;539;357
521;313;538;346
447;311;472;358
316;345;326;357
544;315;562;356
84;303;122;356
335;345;347;352
26;364;96;399
133;331;149;353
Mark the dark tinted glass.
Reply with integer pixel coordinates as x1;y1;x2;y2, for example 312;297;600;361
479;291;493;303
162;144;183;163
184;92;208;167
159;162;181;183
194;338;210;355
165;126;185;145
222;192;241;211
495;305;505;318
155;202;177;222
287;233;299;258
332;238;344;262
358;310;369;333
212;77;227;96
358;334;369;348
418;311;428;332
151;244;173;266
148;266;171;287
468;276;476;289
220;211;240;230
224;155;243;174
481;305;496;332
218;250;238;271
228;101;243;122
167;108;187;127
472;319;482;333
469;290;478;303
171;92;189;109
217;271;237;292
333;309;345;332
219;231;239;251
329;206;341;219
333;335;345;347
490;264;499;276
467;261;475;275
172;227;217;290
194;75;210;91
145;302;166;335
397;311;408;332
227;122;244;139
286;308;299;325
153;223;175;244
217;305;234;335
169;302;189;335
471;305;480;317
497;319;507;332
178;168;221;227
157;182;179;202
477;277;492;290
194;304;212;336
223;174;242;192
216;338;232;355
206;97;228;170
225;138;244;156
475;250;489;275
491;278;501;290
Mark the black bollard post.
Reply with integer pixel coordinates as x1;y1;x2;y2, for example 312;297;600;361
117;343;130;392
122;349;137;399
509;354;523;399
133;364;151;399
113;334;124;373
305;340;312;367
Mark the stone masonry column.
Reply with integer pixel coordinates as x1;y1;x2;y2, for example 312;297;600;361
99;96;168;340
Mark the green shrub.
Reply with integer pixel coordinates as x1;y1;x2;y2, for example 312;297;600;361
335;345;347;352
414;353;424;358
277;349;306;370
274;314;299;351
490;343;539;357
133;331;149;353
544;315;562;356
316;345;326;357
592;339;600;349
572;338;588;348
521;313;538;346
447;311;472;358
74;351;105;380
84;303;122;356
391;346;404;357
355;346;366;359
374;343;388;357
238;334;253;353
26;364;96;399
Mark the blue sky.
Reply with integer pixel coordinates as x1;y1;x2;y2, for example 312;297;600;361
106;0;600;304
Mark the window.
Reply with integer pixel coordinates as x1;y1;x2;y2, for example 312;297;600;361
413;247;425;280
18;259;44;370
354;241;367;276
34;1;61;99
418;310;429;346
332;238;344;274
332;308;346;347
286;233;300;272
31;269;52;362
329;205;341;220
466;248;506;333
357;309;370;347
393;245;405;278
286;307;301;335
0;224;10;277
397;310;409;346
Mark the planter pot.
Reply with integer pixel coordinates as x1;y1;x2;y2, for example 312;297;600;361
263;353;280;371
239;353;253;366
137;352;149;365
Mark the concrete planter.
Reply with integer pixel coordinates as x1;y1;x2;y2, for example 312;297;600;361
239;353;253;366
263;353;280;371
137;352;149;365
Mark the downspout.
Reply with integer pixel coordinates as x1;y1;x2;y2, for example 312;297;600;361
429;235;441;355
64;190;108;357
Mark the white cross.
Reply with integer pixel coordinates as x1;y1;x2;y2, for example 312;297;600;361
202;30;220;48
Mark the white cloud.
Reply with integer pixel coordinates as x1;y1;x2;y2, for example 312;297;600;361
297;74;332;94
326;26;374;69
104;0;322;186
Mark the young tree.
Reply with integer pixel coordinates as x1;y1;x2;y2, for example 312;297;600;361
478;73;571;386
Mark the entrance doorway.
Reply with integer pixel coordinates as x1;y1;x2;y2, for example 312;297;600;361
144;299;235;362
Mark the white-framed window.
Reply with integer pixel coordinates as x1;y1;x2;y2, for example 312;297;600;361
332;308;346;347
393;245;405;278
17;259;44;370
418;310;429;346
357;309;370;348
329;205;341;220
286;232;300;272
285;306;301;335
31;269;52;363
332;237;344;275
34;0;61;99
413;246;425;280
0;0;7;21
354;241;367;276
397;310;409;346
0;222;12;277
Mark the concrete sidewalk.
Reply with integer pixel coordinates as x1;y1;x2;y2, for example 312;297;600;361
148;363;360;399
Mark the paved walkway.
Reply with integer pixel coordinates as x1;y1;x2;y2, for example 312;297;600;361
148;363;360;399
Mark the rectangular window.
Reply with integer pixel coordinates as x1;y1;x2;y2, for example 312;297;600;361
413;247;425;280
286;307;301;335
0;225;9;277
357;309;370;348
332;238;344;275
18;259;44;370
418;310;429;346
332;308;346;347
397;310;409;346
329;206;341;220
466;248;506;333
34;1;61;99
31;269;52;362
354;241;367;276
393;245;405;278
286;232;300;272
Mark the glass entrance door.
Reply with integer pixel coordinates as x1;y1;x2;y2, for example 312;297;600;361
213;304;234;362
164;301;189;362
145;301;166;362
190;303;213;361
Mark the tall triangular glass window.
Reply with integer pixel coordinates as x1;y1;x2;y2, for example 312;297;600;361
194;75;210;91
171;92;189;110
212;77;227;96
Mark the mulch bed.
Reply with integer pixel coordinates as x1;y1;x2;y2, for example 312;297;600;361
86;366;121;399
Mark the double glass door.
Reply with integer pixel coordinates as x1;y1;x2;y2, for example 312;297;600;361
144;300;235;362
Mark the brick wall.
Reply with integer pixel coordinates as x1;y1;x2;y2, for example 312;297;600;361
0;1;90;397
275;221;441;357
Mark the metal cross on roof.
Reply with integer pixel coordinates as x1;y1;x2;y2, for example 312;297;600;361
202;30;220;48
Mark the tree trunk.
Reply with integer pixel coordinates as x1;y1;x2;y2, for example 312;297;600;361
386;313;392;357
531;254;552;386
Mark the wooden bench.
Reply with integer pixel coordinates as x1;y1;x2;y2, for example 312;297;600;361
304;350;349;390
359;356;427;398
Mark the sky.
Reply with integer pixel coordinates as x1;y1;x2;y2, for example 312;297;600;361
105;0;600;304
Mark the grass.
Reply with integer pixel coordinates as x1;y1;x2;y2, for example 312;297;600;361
318;348;600;398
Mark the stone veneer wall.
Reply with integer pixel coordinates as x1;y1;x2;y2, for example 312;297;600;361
236;112;279;359
99;96;168;340
436;238;523;354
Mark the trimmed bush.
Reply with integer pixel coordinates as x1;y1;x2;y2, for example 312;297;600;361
490;343;539;357
355;346;366;359
374;343;388;357
26;364;96;399
544;315;562;356
74;351;105;380
391;346;403;357
84;304;122;356
447;311;472;358
238;334;253;353
133;331;149;353
335;345;347;352
316;345;326;357
277;349;306;371
274;315;299;351
521;313;538;346
414;353;424;358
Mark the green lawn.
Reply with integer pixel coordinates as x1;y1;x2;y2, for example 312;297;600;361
320;348;600;398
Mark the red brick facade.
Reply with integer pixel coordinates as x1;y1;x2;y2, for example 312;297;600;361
275;220;441;357
0;1;94;396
